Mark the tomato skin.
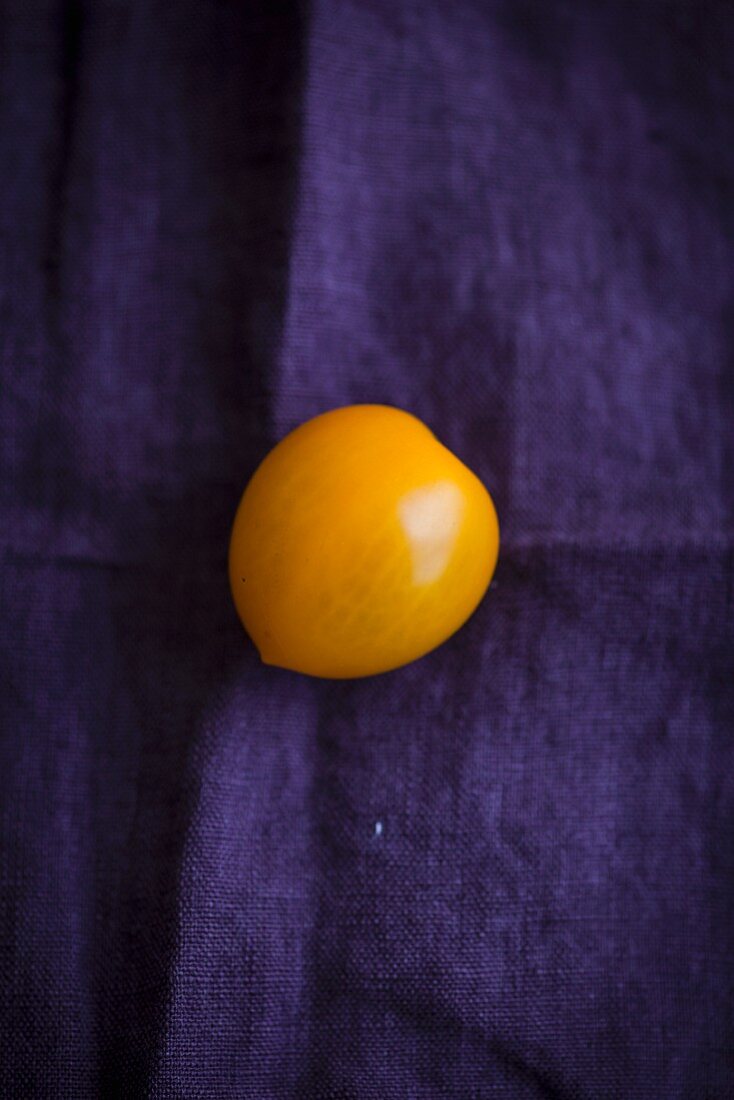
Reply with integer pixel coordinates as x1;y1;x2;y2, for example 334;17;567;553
229;405;499;679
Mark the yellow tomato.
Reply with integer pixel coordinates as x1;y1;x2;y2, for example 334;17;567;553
228;405;499;678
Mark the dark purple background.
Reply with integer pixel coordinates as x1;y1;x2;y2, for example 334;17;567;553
1;1;733;1096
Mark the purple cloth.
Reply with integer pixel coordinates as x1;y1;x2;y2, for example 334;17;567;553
1;1;732;1095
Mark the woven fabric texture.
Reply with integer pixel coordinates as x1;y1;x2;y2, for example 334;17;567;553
1;2;732;1096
